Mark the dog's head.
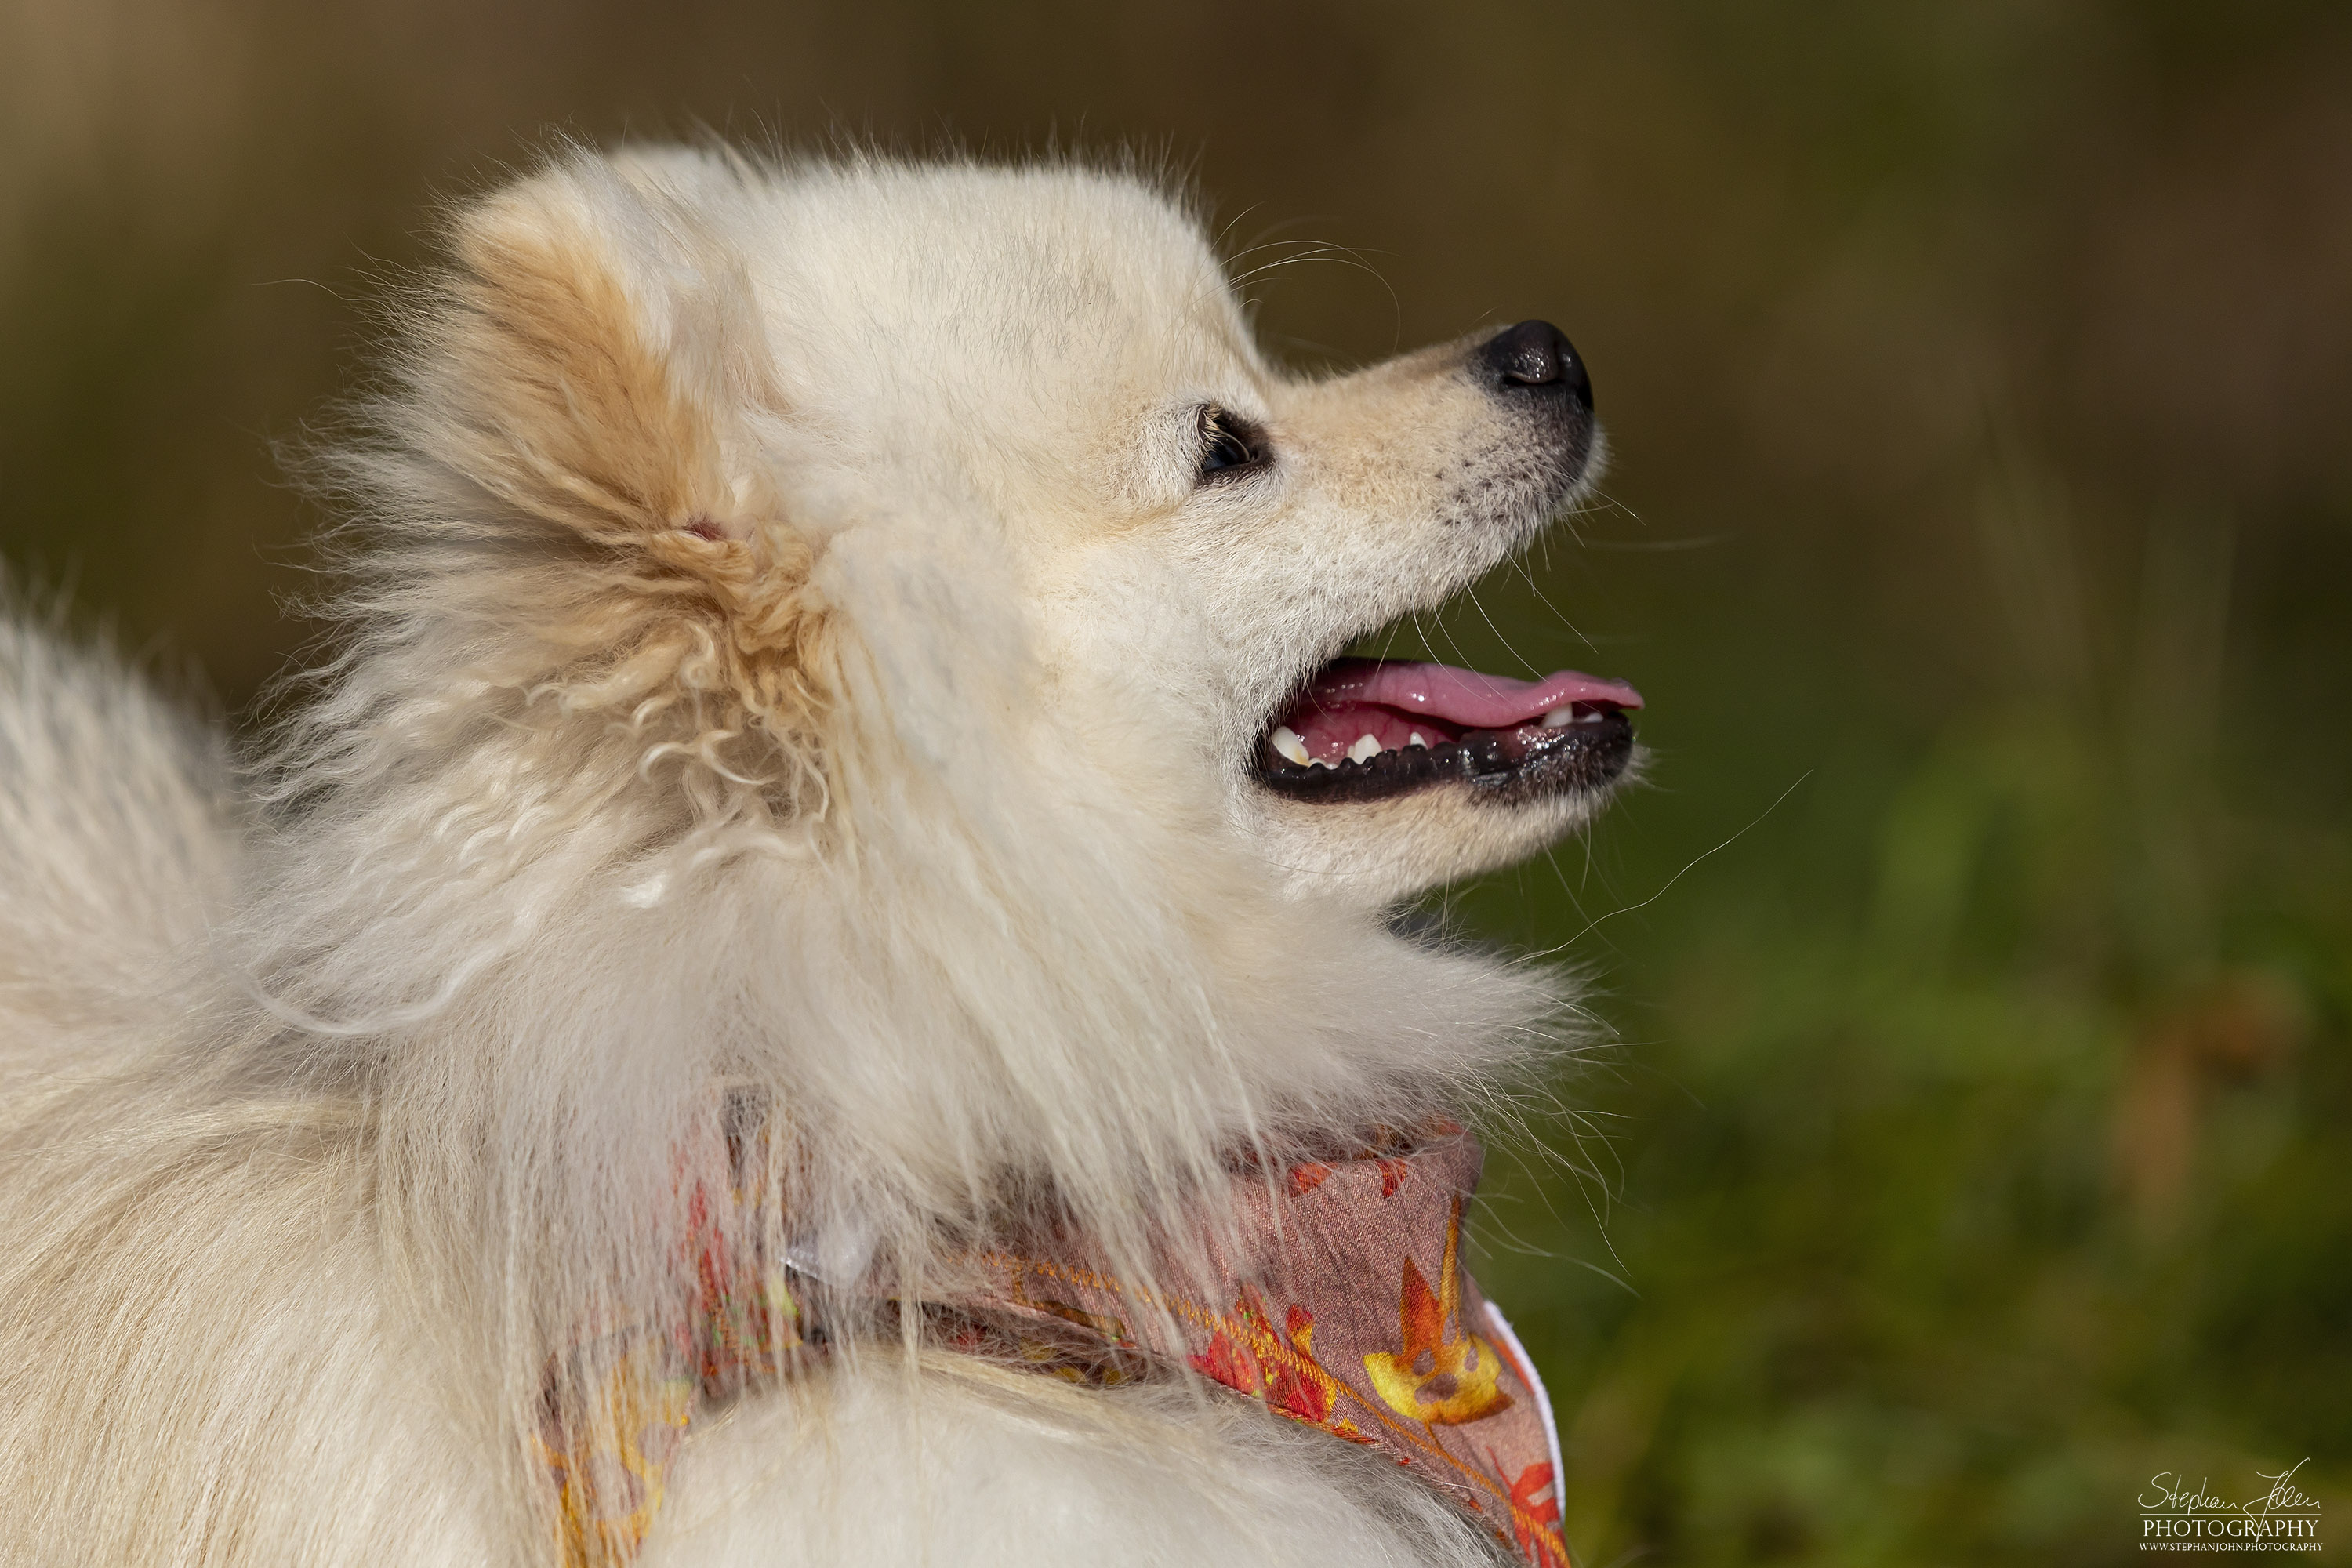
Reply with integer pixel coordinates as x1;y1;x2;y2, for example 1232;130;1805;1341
378;147;1635;909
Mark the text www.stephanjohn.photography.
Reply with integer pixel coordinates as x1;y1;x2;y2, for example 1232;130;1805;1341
2141;1461;2324;1553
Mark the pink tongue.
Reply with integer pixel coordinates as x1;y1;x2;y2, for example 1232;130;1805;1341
1301;658;1642;728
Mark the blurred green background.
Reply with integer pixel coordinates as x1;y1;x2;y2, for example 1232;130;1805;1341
3;2;2346;1562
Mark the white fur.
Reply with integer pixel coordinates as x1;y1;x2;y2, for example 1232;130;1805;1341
0;148;1618;1566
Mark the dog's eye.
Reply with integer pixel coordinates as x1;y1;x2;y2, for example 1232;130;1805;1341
1196;408;1266;484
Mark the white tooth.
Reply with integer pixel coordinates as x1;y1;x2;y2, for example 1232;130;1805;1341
1309;757;1331;770
1409;731;1428;749
1348;733;1381;764
1271;725;1311;766
1581;708;1606;723
1541;706;1576;728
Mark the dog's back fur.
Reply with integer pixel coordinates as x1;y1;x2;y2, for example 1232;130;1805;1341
0;148;1617;1567
0;615;503;1562
0;611;235;1048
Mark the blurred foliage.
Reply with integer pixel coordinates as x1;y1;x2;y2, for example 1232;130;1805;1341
4;1;2347;1563
1457;475;2350;1563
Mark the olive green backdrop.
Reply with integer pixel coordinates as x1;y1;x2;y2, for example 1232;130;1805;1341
4;2;2346;1562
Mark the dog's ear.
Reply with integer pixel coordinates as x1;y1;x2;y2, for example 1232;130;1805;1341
430;151;782;549
394;152;833;799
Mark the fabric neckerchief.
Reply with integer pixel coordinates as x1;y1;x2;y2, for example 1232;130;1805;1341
539;1133;1572;1568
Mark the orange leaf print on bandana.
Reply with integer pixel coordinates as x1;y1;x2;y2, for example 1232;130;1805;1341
1188;1314;1262;1397
1188;1291;1377;1444
1266;1304;1333;1424
1508;1461;1569;1566
540;1335;695;1568
1361;1198;1513;1426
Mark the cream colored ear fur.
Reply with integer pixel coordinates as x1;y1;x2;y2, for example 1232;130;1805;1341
397;159;833;818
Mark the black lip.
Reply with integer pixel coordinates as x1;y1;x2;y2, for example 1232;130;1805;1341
1254;708;1635;806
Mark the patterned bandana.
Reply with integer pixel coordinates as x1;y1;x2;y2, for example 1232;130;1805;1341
540;1134;1572;1568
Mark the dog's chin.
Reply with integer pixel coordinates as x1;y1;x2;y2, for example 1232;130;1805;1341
1245;765;1628;906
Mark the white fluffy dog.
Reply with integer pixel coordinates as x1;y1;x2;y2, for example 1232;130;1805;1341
0;148;1641;1568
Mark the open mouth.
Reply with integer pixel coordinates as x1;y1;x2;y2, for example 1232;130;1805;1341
1255;658;1642;805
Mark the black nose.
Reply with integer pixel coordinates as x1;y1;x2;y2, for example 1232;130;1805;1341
1475;319;1592;411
